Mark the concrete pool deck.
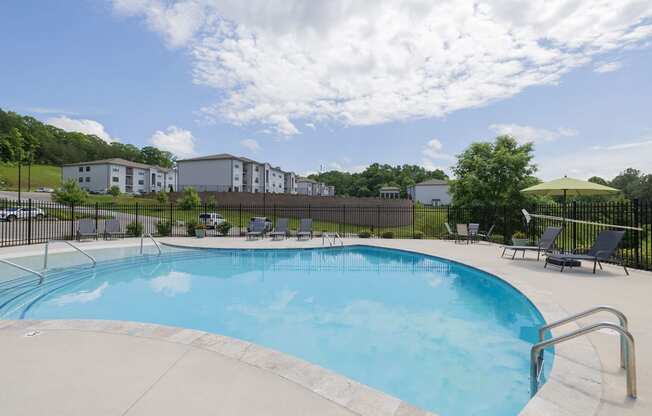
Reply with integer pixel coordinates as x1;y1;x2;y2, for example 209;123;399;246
1;237;651;416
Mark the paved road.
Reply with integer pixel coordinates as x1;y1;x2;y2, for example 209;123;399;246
0;191;52;202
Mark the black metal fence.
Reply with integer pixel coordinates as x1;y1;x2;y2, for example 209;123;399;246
1;198;650;270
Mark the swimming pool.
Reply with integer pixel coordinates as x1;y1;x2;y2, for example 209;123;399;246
0;245;549;415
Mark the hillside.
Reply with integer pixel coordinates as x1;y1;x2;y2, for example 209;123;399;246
0;164;61;190
0;108;174;167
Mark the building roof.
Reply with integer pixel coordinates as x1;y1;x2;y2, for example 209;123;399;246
415;179;448;186
63;158;172;172
379;186;400;191
177;153;244;163
297;177;319;184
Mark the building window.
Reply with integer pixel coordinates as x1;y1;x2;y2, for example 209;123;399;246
78;177;83;182
266;171;269;183
138;171;144;176
254;166;259;172
234;175;240;181
138;180;144;185
85;177;90;182
112;177;119;183
157;182;161;187
86;166;90;172
78;167;83;172
254;178;259;183
112;167;119;172
234;163;239;168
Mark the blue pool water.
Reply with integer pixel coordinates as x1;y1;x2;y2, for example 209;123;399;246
0;246;548;415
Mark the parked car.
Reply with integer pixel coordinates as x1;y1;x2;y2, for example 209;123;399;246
247;217;273;233
0;207;46;222
199;212;226;229
35;187;54;193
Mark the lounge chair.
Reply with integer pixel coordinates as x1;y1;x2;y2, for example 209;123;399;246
297;218;313;240
501;226;562;260
269;218;289;241
246;220;266;240
477;224;495;242
455;223;470;244
444;223;457;240
545;230;628;275
103;219;122;240
76;218;98;241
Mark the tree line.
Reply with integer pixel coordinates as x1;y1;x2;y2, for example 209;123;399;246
308;164;448;198
0;108;174;168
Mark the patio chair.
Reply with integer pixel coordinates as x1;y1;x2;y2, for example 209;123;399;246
468;223;480;243
545;230;628;275
501;226;562;261
76;218;98;241
455;223;470;244
444;222;457;240
246;220;266;240
477;224;495;242
103;219;123;240
269;218;289;241
297;218;313;240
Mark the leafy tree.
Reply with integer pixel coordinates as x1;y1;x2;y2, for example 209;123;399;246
156;192;169;204
52;179;88;205
141;146;174;168
108;185;121;197
610;168;644;200
179;187;201;210
204;194;217;208
450;136;538;207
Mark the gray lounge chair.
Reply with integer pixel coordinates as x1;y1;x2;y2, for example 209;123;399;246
545;230;628;275
246;220;266;240
76;218;98;241
468;223;480;243
477;224;495;242
297;218;313;240
269;218;289;240
455;223;470;244
103;219;122;240
501;226;562;261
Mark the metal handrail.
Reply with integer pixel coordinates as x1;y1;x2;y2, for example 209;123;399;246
322;232;343;247
0;259;45;281
538;306;628;368
44;240;96;270
332;232;344;246
531;322;636;399
140;233;162;256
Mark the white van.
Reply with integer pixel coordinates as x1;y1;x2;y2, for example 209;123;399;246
198;213;225;229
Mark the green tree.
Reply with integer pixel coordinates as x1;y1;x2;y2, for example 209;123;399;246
450;136;538;207
610;168;643;200
178;187;201;210
108;185;121;197
156;192;169;204
141;146;174;168
52;179;88;205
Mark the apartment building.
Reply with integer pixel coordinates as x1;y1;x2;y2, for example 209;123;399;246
407;179;451;205
177;153;296;194
296;177;335;197
62;158;176;194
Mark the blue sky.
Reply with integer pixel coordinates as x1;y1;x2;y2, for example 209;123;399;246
1;1;652;180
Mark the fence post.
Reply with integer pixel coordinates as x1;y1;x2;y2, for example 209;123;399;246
412;203;415;238
135;203;139;235
342;205;346;236
27;198;32;245
572;201;577;252
70;202;75;240
95;202;99;240
169;202;173;236
634;199;640;266
239;204;242;236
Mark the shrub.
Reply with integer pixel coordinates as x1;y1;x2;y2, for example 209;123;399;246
358;231;371;238
108;185;121;197
155;220;172;236
512;231;527;239
216;221;232;236
185;219;199;236
126;221;143;237
204;194;217;208
413;231;424;239
179;188;201;210
52;179;88;206
381;231;394;239
156;192;169;204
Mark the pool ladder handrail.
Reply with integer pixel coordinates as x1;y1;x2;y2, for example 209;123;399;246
531;306;636;399
44;240;97;270
140;233;162;256
322;232;344;247
0;258;45;281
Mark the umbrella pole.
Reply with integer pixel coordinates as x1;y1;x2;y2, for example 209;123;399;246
562;189;567;253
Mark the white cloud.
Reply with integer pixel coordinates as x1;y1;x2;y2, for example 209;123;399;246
489;123;578;144
327;160;367;173
28;107;77;115
149;126;197;157
240;138;261;152
594;61;624;73
150;271;192;297
421;139;454;172
47;116;120;142
113;1;652;136
537;137;652;180
53;282;109;306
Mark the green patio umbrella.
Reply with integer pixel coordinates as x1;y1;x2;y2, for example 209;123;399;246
521;176;619;205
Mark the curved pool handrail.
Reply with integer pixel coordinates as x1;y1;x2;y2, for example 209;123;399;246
44;240;96;270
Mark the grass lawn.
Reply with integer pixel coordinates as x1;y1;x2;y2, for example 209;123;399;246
0;164;61;190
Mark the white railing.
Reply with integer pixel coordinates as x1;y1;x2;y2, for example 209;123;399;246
44;240;96;270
